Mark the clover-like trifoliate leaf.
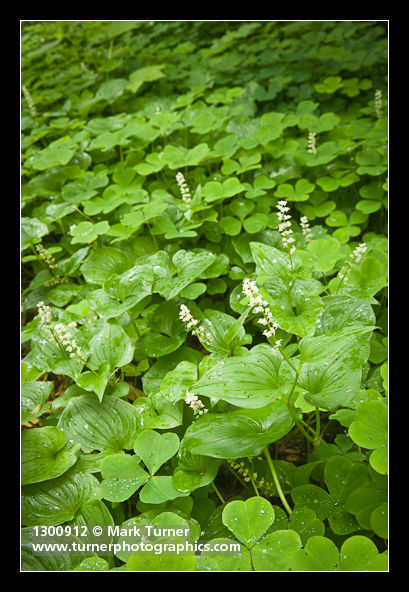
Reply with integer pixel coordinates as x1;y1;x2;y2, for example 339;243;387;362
274;178;315;202
349;400;388;474
251;529;302;571
291;455;369;535
288;535;387;571
287;507;325;546
100;453;149;502
133;430;180;476
138;475;190;505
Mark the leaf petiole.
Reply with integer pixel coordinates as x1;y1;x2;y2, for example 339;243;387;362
263;446;292;515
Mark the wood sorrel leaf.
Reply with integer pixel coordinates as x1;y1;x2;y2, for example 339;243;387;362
133;430;180;476
100;453;149;502
349;400;388;474
222;496;275;547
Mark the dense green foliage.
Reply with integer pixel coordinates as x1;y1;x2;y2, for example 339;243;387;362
21;20;388;572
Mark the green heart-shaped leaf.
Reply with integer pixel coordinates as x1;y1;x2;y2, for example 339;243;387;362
222;496;275;547
100;453;149;502
133;430;180;475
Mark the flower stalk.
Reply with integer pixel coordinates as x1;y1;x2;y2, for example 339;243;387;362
263;446;292;515
335;242;367;293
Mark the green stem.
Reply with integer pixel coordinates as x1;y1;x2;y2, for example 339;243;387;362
315;407;321;447
74;206;94;223
288;251;294;272
299;417;320;440
248;457;260;497
319;420;331;441
280;348;298;373
334;275;345;294
263;446;292;515
286;280;294;310
250;476;260;497
284;360;316;447
284;360;301;405
211;481;225;505
287;406;316;446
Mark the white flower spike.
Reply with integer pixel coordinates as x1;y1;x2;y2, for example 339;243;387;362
184;390;208;417
276;200;296;255
242;278;281;352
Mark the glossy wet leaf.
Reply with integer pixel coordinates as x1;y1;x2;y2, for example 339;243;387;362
339;536;388;571
139;476;191;504
152;250;216;300
192;346;288;408
21;381;53;424
57;394;140;453
306;237;343;271
290;535;340;570
299;325;374;365
196;538;250;572
298;337;370;410
86;320;134;374
287;507;325;545
182;398;294;458
344;482;387;530
291;455;369;535
370;502;388;539
349;400;388;474
21;466;101;526
133;430;180;475
222;496;275;547
100;454;149;502
251;529;302;571
21;426;79;485
172;450;221;493
80;247;132;285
